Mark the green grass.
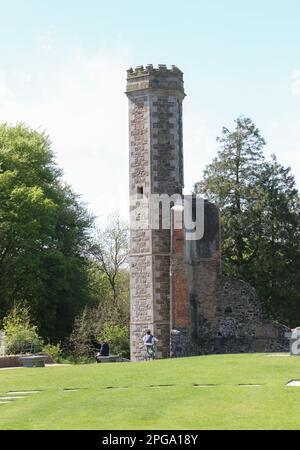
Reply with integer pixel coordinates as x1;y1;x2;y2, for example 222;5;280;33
1;353;300;430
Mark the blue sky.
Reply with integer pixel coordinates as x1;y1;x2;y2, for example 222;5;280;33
0;0;300;222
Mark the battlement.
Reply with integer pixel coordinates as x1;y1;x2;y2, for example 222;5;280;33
126;64;185;96
127;64;183;79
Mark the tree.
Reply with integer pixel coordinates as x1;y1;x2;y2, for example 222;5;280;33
195;116;266;274
194;117;300;326
101;323;130;359
247;155;300;325
69;213;130;357
3;304;43;355
0;123;93;341
91;212;129;314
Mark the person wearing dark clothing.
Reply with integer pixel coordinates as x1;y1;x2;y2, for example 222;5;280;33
96;340;110;363
100;341;109;356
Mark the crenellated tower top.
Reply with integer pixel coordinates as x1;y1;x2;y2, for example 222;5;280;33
126;64;185;97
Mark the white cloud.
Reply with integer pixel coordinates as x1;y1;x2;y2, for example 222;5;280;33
0;51;220;222
36;31;56;52
0;70;15;105
183;105;218;194
291;70;300;96
11;70;32;84
265;120;300;187
270;120;280;129
0;48;132;223
1;54;299;227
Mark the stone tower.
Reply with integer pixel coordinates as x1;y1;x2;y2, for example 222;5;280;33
126;65;186;361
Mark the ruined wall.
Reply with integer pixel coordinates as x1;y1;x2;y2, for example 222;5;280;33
127;65;289;361
171;200;289;357
215;277;289;353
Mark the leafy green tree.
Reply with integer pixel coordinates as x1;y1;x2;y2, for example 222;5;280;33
3;304;43;355
195;116;266;274
69;213;130;358
91;213;129;299
195;117;300;326
247;155;300;325
91;212;129;319
0;123;93;340
101;323;129;359
42;343;62;362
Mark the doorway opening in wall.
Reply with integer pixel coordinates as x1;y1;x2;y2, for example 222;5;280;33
137;186;143;198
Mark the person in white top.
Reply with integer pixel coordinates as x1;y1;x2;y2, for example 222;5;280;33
143;330;158;360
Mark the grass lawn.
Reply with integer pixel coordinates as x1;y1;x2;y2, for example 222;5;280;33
1;353;300;430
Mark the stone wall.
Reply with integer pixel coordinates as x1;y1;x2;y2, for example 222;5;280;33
126;65;186;361
0;355;54;368
170;200;289;357
0;356;23;368
0;331;5;356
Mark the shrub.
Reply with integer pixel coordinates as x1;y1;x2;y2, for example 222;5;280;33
100;323;130;359
69;305;130;360
42;343;62;362
3;305;43;355
68;307;97;357
58;354;95;365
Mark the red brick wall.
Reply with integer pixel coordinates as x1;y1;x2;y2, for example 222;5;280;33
172;227;189;329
